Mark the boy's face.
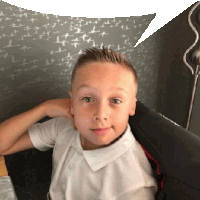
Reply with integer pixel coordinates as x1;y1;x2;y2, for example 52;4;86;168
69;62;137;150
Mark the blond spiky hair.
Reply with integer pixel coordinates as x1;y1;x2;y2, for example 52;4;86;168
71;46;138;88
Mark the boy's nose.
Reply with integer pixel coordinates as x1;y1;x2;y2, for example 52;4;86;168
93;103;108;122
94;116;107;121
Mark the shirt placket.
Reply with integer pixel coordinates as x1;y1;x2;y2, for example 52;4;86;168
61;148;83;188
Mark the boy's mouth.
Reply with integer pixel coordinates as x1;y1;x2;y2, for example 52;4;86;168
91;127;110;135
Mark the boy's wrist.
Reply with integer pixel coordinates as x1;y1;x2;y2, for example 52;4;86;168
37;101;49;118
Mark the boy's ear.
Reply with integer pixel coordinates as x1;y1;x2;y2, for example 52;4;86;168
68;90;74;115
129;97;137;116
68;90;72;98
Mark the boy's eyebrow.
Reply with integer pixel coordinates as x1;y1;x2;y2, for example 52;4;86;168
77;83;128;95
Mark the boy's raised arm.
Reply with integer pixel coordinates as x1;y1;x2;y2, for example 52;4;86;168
0;98;75;155
0;103;46;155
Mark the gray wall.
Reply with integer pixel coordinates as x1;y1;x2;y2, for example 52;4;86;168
153;4;200;136
0;1;155;124
134;3;199;136
145;13;194;120
0;2;199;134
184;3;200;136
189;79;200;135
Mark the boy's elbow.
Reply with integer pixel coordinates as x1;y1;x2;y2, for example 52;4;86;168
0;139;5;155
0;143;7;156
0;137;12;156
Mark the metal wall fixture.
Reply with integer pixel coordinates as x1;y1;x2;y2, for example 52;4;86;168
183;1;200;130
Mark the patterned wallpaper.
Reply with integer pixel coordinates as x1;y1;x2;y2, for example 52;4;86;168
0;1;196;131
0;1;155;122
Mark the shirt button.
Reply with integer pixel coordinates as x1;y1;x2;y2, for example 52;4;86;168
77;151;82;156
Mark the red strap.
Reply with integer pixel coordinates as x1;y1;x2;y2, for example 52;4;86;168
140;144;165;191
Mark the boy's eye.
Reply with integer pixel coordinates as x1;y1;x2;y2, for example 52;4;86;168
83;97;91;102
83;97;121;104
111;99;122;104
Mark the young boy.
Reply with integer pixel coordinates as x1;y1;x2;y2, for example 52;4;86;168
0;47;157;199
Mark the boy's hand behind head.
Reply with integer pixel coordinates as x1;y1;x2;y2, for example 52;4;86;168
42;98;77;130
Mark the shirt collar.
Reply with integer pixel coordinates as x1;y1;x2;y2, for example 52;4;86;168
71;124;135;171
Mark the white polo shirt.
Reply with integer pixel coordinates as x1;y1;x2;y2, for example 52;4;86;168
28;117;157;200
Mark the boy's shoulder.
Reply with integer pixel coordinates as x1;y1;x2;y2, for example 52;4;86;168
37;116;75;137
